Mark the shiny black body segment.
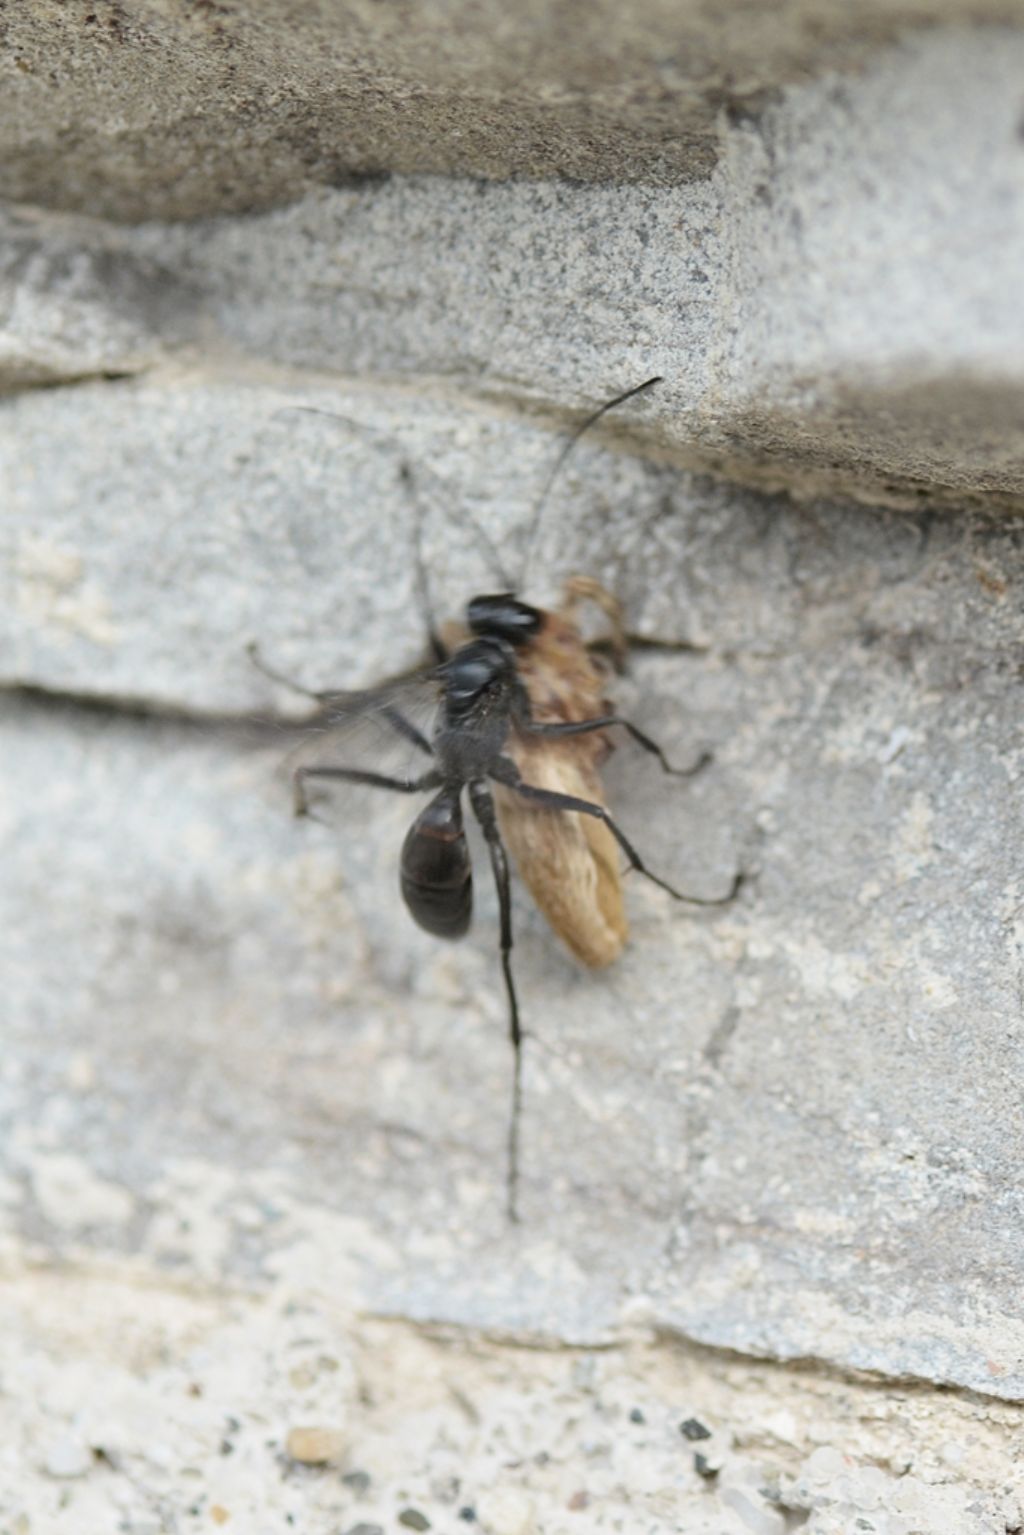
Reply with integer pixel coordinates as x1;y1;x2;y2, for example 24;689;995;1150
400;789;472;938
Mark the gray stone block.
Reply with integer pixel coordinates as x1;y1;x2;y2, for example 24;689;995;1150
3;460;1022;1397
0;207;197;391
5;30;1024;508
3;4;1024;1423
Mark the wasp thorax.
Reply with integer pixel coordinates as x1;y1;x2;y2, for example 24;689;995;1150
443;637;514;711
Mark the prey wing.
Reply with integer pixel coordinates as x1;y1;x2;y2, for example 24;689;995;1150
493;731;627;970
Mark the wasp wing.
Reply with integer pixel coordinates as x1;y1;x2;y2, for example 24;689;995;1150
278;669;445;813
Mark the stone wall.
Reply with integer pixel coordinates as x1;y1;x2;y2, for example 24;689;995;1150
2;6;1023;1530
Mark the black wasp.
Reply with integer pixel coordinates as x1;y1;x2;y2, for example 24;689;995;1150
256;379;743;1220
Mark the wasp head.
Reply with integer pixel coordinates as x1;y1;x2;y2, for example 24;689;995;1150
467;593;542;648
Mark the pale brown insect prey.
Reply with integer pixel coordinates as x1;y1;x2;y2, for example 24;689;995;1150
479;577;632;969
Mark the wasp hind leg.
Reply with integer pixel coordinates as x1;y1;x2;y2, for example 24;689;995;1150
489;758;742;907
468;779;524;1224
521;713;710;779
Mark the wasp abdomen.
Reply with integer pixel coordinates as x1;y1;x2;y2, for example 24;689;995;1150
401;789;473;939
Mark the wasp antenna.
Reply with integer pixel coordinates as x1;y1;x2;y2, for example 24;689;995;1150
471;517;516;595
401;459;515;645
273;404;447;666
518;376;664;591
272;403;374;433
246;639;330;701
400;461;448;663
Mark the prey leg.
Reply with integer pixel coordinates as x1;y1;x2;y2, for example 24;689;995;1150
468;779;524;1224
489;757;742;907
521;714;710;778
294;765;441;818
561;575;628;672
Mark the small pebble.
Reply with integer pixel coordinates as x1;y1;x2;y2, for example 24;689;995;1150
570;1357;597;1391
628;1408;645;1424
285;1425;346;1465
1000;1494;1023;1533
720;1486;785;1535
342;1469;372;1494
345;1525;383;1535
679;1418;712;1442
475;1488;535;1535
210;1509;231;1527
458;1510;477;1523
66;1051;96;1092
694;1452;719;1480
802;1445;846;1484
44;1436;92;1479
398;1512;431;1531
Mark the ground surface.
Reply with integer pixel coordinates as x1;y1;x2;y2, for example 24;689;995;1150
4;1247;1021;1534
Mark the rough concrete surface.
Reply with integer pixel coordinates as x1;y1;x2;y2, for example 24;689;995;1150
2;1253;1021;1532
5;29;1024;508
1;0;1021;220
3;7;1024;1530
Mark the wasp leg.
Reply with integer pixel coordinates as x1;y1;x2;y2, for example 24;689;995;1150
293;765;441;818
490;757;742;907
520;714;711;779
379;708;435;757
468;779;523;1225
316;703;434;758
